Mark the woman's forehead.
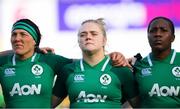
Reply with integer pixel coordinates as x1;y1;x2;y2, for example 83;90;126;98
12;29;29;33
79;22;102;32
150;19;170;28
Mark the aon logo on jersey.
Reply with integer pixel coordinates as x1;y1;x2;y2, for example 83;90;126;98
10;83;41;96
149;83;180;97
77;91;107;103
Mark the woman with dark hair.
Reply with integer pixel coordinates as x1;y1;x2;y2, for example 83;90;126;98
0;19;73;108
134;16;180;108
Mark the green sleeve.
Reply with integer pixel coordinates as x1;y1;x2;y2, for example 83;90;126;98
121;68;138;99
53;62;75;99
53;73;68;99
39;53;73;76
52;64;70;99
113;67;138;100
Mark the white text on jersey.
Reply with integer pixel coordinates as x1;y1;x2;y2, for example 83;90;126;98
149;83;180;96
9;83;41;96
77;91;107;103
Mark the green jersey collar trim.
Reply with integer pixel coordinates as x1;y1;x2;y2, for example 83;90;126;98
12;52;37;66
80;56;110;72
147;49;176;67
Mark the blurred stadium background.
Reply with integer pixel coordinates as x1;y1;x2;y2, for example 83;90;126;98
0;0;180;108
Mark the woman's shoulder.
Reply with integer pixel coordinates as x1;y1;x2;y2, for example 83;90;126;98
0;53;13;65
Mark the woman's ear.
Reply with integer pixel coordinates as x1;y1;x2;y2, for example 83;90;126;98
103;36;107;46
33;40;37;46
171;34;175;42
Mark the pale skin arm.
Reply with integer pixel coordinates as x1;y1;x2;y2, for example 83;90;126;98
40;47;55;54
0;47;55;56
0;50;13;56
0;48;132;68
127;53;142;66
127;57;137;66
109;52;132;68
40;48;132;68
40;47;130;67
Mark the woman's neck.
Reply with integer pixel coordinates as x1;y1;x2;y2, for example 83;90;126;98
15;50;35;60
152;48;171;60
83;50;105;66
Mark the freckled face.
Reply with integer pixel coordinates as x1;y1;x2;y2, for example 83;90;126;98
78;22;106;52
11;29;36;56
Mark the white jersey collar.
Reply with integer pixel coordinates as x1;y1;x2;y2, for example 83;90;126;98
12;52;37;66
147;50;176;67
80;56;110;72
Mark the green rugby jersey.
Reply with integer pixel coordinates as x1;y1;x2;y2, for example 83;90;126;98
53;56;138;108
0;52;72;108
134;49;180;108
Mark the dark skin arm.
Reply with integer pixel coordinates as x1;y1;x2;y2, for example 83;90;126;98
122;96;140;108
128;96;140;108
51;95;67;108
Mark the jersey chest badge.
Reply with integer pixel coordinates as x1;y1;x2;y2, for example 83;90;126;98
74;74;85;82
4;68;16;77
31;64;43;76
141;68;152;77
172;66;180;77
100;74;111;85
